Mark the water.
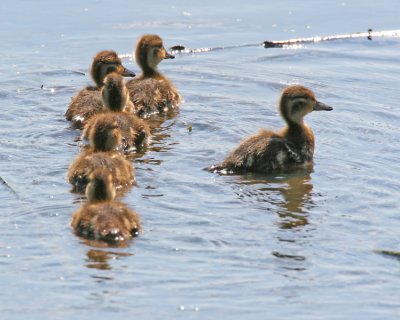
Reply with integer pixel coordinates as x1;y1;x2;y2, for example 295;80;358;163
1;0;400;319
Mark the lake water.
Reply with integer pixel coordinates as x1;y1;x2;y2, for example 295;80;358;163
1;0;400;319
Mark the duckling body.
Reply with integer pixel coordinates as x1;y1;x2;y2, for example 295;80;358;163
68;121;134;192
211;85;332;174
71;170;141;243
83;73;151;152
126;34;181;117
65;50;135;128
83;113;150;152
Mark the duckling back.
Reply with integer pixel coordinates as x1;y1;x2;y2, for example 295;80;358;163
83;76;151;151
71;170;141;243
68;121;135;192
127;78;181;117
83;112;151;152
71;202;141;243
101;72;135;113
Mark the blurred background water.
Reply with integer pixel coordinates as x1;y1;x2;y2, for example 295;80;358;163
0;0;400;319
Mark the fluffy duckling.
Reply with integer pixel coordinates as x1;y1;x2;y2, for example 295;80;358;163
68;120;135;192
210;85;333;174
82;73;151;152
126;34;182;117
65;50;136;128
71;169;141;243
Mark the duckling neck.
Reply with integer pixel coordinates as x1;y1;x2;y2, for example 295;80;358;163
87;180;114;203
141;64;161;78
285;121;311;142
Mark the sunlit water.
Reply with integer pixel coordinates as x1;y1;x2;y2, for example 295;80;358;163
1;1;400;319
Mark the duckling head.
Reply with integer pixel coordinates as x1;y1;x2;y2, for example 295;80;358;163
86;169;116;203
91;50;136;87
135;34;174;76
101;72;130;112
279;85;332;125
89;120;121;152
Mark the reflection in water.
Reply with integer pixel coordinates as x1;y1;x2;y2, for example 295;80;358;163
233;168;315;267
275;172;313;230
233;168;314;230
86;248;133;271
127;112;179;163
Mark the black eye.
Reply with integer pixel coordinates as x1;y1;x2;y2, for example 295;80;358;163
292;101;305;111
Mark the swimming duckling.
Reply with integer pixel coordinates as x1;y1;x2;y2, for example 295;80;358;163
126;34;182;117
210;85;333;174
71;169;141;243
65;50;136;128
68;120;135;192
82;73;151;152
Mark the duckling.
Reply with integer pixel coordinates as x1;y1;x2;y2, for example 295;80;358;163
210;85;333;174
82;73;151;152
65;50;136;128
126;34;182;117
68;120;135;192
71;169;141;243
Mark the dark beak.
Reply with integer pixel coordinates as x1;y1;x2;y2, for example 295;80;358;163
164;52;175;59
314;100;333;111
121;67;136;77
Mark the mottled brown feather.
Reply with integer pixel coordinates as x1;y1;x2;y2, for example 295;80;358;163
71;170;141;243
211;85;331;174
65;50;135;128
126;34;182;117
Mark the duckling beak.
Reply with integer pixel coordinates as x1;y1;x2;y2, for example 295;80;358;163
164;52;175;59
121;67;136;77
314;100;333;111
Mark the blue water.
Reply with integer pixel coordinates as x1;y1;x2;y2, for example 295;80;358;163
1;1;400;319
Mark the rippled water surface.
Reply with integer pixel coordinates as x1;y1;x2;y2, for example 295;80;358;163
1;1;400;319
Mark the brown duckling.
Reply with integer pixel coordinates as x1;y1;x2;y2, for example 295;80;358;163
210;85;333;174
71;169;141;243
82;73;151;152
65;50;136;128
68;120;135;192
126;34;182;117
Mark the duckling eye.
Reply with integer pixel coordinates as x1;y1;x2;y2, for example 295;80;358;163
292;101;305;112
153;48;161;56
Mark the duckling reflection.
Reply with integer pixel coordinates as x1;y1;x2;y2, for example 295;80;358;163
126;34;182;117
276;172;313;229
65;50;136;128
85;249;133;270
233;169;313;230
82;73;151;152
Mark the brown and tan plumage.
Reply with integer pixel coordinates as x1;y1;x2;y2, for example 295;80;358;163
65;50;136;128
126;34;182;117
82;73;151;152
67;120;134;192
210;85;333;174
71;169;141;243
